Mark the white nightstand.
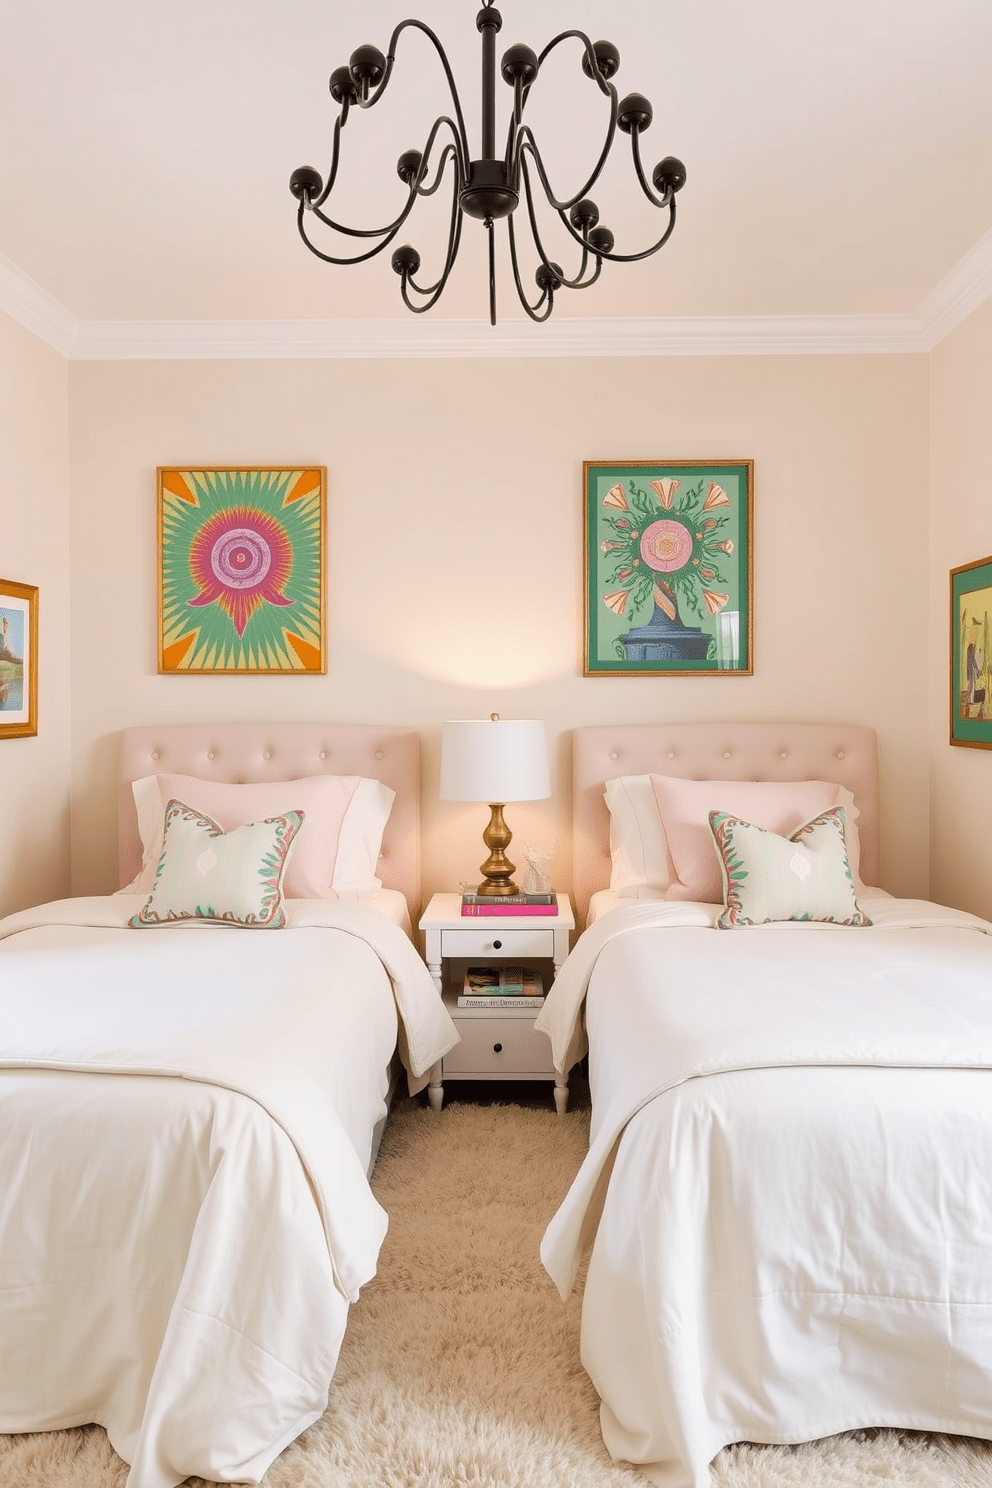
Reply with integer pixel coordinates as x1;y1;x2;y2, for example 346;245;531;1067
419;891;575;1115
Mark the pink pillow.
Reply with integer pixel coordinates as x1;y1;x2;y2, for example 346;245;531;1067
129;773;392;901
649;775;843;903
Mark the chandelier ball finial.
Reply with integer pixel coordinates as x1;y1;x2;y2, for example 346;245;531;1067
349;44;386;92
617;93;653;134
391;244;421;278
501;43;539;86
289;165;323;204
581;40;620;82
535;261;564;293
653;156;687;196
329;66;359;106
396;149;423;187
569;198;600;233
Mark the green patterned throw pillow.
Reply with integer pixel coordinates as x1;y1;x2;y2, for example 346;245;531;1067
129;798;303;928
709;805;872;929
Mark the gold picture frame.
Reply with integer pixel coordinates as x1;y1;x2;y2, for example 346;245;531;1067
0;578;38;739
157;466;326;674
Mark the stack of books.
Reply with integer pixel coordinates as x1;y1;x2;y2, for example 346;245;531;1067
460;891;558;917
457;965;545;1009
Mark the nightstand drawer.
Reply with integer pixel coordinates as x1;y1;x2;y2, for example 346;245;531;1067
443;1017;555;1077
440;927;556;959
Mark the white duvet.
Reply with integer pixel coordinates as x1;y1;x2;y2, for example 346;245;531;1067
537;896;992;1488
0;895;458;1488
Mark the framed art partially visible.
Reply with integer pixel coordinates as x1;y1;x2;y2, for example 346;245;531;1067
158;467;326;674
584;460;753;676
950;553;992;749
0;578;38;739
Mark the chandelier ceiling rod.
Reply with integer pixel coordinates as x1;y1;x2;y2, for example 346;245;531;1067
290;2;686;325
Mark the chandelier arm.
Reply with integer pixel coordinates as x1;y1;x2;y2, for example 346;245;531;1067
511;111;617;214
311;115;345;211
506;215;554;322
595;201;678;263
296;193;420;266
308;181;418;241
411;128;462;197
629;126;675;209
488;222;497;327
398;189;464;312
519;152;602;292
309;117;459;238
533;31;613;97
366;19;471;172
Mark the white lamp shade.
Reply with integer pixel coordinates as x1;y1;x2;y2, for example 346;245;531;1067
440;719;550;803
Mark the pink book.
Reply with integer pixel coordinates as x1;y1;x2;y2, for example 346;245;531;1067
460;903;558;916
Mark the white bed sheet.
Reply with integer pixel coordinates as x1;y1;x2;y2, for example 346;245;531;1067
0;895;458;1488
538;896;992;1488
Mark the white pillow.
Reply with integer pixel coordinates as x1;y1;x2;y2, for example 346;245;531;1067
604;774;674;897
129;800;303;928
122;772;393;900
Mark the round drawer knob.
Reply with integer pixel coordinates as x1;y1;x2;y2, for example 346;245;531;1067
493;939;502;949
493;1042;503;1053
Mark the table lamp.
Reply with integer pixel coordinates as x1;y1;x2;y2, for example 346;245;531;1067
440;714;551;896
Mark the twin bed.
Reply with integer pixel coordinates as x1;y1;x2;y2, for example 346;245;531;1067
538;722;992;1487
0;721;456;1488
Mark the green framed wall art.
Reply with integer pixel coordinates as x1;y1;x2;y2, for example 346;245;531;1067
584;459;753;676
950;553;992;749
158;466;326;674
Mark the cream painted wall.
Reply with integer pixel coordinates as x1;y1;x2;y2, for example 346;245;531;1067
929;296;992;919
0;312;72;914
67;352;929;914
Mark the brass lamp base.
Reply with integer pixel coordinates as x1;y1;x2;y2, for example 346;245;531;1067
475;802;521;896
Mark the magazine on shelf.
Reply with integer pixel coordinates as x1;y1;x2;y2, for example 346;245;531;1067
456;994;548;1009
460;966;544;1003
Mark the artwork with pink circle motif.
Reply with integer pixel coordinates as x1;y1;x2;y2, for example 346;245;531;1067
158;467;326;674
584;460;752;676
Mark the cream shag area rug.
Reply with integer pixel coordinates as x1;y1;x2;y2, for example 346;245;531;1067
3;1095;992;1488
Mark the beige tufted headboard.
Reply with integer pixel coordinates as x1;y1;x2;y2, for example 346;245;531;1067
573;721;879;926
119;722;420;910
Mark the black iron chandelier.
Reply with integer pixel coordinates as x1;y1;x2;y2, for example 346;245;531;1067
289;2;686;324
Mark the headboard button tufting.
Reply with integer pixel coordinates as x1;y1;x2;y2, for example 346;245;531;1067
207;751;215;760
319;750;327;760
375;750;384;761
151;750;160;761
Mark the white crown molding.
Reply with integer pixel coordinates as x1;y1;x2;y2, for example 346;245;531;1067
69;312;929;360
0;251;76;356
2;238;989;361
918;226;992;346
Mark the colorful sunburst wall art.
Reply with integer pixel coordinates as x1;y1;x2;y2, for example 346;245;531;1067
584;460;753;676
158;468;325;674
